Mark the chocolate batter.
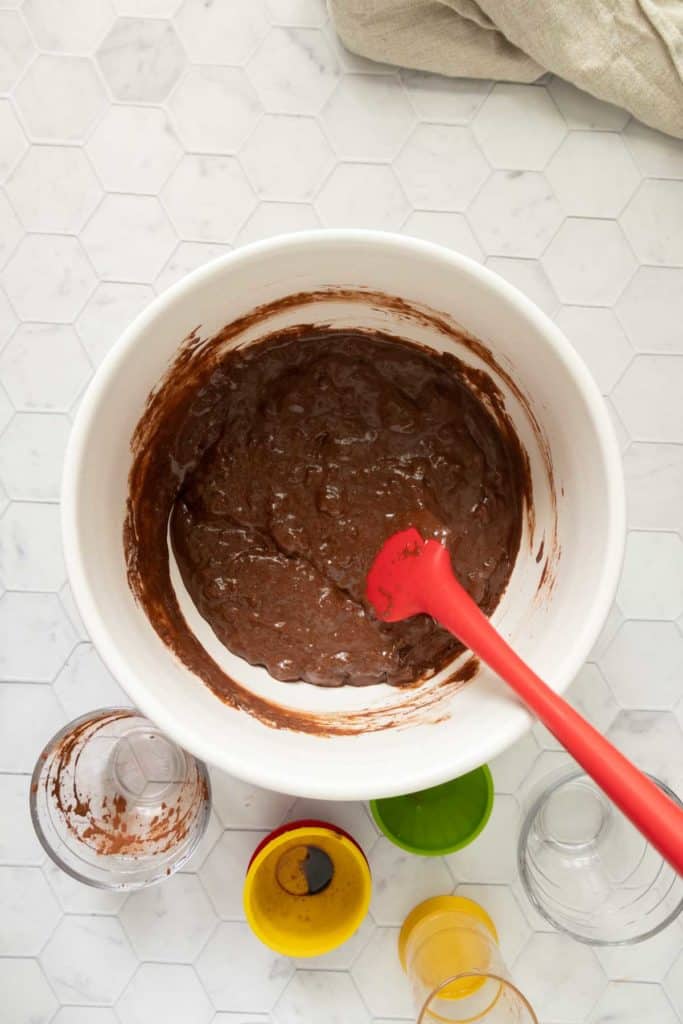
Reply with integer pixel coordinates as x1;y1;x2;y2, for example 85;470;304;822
167;328;525;688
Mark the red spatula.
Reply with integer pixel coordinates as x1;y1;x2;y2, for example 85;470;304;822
366;527;683;875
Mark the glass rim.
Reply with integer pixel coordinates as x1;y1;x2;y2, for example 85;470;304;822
417;971;539;1023
517;766;683;946
29;706;212;891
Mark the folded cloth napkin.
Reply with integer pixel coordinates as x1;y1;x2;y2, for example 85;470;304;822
329;0;683;138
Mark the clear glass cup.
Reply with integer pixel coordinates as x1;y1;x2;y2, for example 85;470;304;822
400;896;538;1023
518;767;683;945
31;707;211;890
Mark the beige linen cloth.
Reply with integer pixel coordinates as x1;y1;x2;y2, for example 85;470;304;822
329;0;683;138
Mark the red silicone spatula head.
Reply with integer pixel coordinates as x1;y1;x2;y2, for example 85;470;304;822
366;526;450;621
366;527;683;876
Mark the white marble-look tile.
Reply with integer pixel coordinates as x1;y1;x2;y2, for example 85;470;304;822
199;829;266;919
121;870;217;961
468;170;563;258
606;710;683;792
601;620;683;710
605;396;631;452
624;443;683;532
596;919;683;983
0;191;22;268
588;981;678;1024
322;75;414;161
665;950;683;1017
394;124;489;211
542;218;637;305
210;766;294;829
0;386;12;437
0;99;27;180
23;0;115;53
454;882;532;965
533;663;619;751
315;163;409;229
369;838;452;927
76;281;153;365
0;594;76;683
489;730;540;794
0;10;35;92
401;210;483;261
546;77;629;131
547;132;639;217
616;267;683;355
115;0;180;13
82;193;176;282
0;863;61;953
473;83;566;170
196;922;294;1013
239;115;334;201
518;748;575;794
41;915;137;1005
621;180;683;266
43;858;127;913
273;971;371;1024
59;581;89;641
485;256;560;317
185;807;221;871
555;306;633;394
246;27;339;114
169;67;262;154
617;532;683;621
14;55;106;142
515;932;607;1021
612;355;683;442
213;1016;271;1024
117;963;214;1024
267;0;325;25
445;794;520;884
285;798;378;852
96;16;185;101
0;958;57;1024
53;1009;119;1024
623;119;683;179
294;911;375;971
0;772;45;864
0;324;91;411
567;662;619;731
3;234;96;321
0;501;65;590
236;202;319;246
0;413;69;499
400;70;490;124
7;145;101;233
174;0;269;65
0;682;65;770
351;927;414;1019
0;285;19;345
155;241;230;293
87;105;181;193
53;642;130;718
162;154;256;242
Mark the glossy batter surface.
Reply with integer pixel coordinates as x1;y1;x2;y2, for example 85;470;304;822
170;328;525;687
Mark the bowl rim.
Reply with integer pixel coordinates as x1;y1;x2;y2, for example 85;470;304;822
62;229;626;799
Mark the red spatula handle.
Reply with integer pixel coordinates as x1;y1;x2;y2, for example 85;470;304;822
423;544;683;875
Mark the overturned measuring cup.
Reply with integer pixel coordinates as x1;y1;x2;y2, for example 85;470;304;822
243;819;372;957
30;708;211;890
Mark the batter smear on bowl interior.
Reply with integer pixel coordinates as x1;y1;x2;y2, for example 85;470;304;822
166;327;526;687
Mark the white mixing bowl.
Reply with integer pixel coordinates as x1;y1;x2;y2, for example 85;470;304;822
63;231;625;800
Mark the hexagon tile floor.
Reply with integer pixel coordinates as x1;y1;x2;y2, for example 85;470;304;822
1;2;683;1022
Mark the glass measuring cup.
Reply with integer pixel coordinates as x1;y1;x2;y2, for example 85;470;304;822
400;896;538;1022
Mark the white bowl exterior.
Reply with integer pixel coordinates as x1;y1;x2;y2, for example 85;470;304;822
63;231;625;800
